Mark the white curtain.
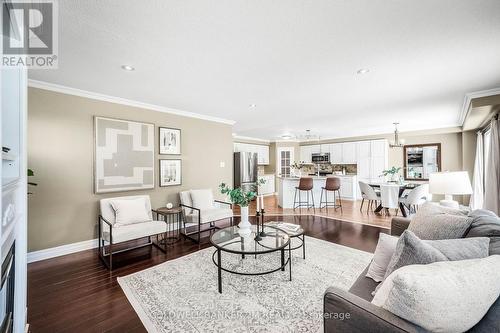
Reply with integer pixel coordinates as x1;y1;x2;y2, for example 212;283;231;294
470;131;484;209
484;117;500;214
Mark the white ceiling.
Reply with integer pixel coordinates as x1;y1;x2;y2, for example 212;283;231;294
29;0;500;140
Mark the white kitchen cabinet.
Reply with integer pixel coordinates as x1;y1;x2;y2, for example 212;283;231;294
356;141;372;179
310;145;320;154
234;143;270;165
370;140;388;178
341;142;357;163
299;145;312;163
258;175;275;195
371;139;387;157
340;178;354;198
329;144;343;163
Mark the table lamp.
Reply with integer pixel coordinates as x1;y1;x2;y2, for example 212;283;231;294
429;171;472;209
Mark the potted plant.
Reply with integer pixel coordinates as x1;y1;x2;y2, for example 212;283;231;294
381;166;402;183
219;180;264;235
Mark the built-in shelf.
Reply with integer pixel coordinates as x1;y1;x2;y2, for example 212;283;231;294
2;152;17;161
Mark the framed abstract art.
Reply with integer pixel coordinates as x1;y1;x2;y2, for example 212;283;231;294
94;116;155;193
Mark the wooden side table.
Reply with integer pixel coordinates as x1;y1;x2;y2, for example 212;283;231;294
153;207;183;245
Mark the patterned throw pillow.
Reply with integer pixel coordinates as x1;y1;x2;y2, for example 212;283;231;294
408;202;473;239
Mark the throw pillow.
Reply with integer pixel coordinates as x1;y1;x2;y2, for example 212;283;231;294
366;233;399;282
408;202;473;239
383;230;490;280
466;209;500;255
372;255;500;333
109;197;151;226
190;189;214;210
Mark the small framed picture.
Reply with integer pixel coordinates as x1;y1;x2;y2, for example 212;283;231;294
159;159;182;186
159;127;181;155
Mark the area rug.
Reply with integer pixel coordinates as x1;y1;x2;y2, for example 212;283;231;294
118;236;372;333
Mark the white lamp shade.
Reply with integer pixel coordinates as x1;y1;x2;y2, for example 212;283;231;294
429;171;473;195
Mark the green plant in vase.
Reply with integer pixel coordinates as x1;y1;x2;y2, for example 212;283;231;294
381;166;402;183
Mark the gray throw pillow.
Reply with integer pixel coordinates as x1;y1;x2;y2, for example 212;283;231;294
408;202;473;239
383;230;490;280
466;209;500;255
372;256;500;333
366;233;399;282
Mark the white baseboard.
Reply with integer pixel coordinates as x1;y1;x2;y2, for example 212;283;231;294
27;238;98;263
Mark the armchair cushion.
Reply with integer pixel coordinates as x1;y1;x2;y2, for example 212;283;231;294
109;197;152;227
102;220;166;243
184;208;233;224
179;191;193;214
100;195;153;226
190;189;214;210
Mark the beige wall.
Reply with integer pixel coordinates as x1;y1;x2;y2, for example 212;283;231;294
28;88;233;251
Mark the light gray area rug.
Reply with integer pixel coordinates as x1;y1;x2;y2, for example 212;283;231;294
118;236;372;333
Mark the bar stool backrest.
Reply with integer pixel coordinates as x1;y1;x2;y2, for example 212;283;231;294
298;177;314;191
325;177;341;191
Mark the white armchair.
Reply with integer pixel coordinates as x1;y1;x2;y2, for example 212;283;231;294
179;189;233;243
98;195;167;270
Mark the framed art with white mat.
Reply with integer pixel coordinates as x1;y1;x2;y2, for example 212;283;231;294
159;127;181;155
160;159;181;186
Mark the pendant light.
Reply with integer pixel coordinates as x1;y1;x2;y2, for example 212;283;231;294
389;122;405;148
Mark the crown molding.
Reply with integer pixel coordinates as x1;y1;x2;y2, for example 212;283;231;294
28;79;236;125
232;134;271;143
459;87;500;126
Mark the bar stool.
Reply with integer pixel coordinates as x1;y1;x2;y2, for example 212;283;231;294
319;177;342;213
293;177;315;212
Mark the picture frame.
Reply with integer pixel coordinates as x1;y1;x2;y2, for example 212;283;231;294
159;127;181;155
94;116;155;193
159;159;182;186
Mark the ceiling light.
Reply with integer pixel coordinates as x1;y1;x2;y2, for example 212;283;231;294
281;134;293;140
121;65;135;71
389;122;405;148
357;68;370;74
249;104;257;108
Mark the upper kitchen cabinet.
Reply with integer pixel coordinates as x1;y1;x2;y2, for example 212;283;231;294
341;142;357;163
310;145;320;154
299;146;311;163
233;142;269;165
356;141;372;179
329;143;343;163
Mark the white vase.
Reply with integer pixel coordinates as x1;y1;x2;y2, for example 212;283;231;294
238;206;252;235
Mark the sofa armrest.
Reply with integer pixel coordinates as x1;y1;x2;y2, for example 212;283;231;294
214;200;232;209
391;217;411;236
324;287;421;333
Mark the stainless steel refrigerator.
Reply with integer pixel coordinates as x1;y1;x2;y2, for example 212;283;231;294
233;152;258;193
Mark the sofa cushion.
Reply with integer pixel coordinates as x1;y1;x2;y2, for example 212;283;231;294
190;189;214;210
184;208;233;224
366;233;399;282
469;296;500;332
109;197;152;227
372;255;500;333
408;202;473;239
349;266;379;302
383;230;490;282
102;220;166;243
466;209;500;255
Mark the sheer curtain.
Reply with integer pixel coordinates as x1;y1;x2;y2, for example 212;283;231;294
484;117;500;214
470;131;484;209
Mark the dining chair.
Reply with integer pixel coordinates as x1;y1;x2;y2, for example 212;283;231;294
380;184;400;215
358;181;380;213
399;184;429;214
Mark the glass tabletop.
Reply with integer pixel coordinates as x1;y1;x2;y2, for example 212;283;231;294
210;225;290;254
265;221;304;237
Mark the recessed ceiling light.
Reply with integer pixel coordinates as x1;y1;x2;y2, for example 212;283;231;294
357;68;370;74
249;104;257;108
121;65;135;71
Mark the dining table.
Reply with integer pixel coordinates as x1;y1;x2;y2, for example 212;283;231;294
368;181;419;218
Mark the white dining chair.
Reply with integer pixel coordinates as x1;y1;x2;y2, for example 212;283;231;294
380;184;400;215
358;181;381;213
399;184;429;214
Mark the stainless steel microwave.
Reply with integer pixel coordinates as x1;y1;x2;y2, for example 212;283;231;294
311;153;330;164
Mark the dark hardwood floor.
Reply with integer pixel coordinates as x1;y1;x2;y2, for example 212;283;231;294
27;215;387;333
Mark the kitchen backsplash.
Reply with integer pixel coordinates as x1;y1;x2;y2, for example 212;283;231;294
299;163;357;175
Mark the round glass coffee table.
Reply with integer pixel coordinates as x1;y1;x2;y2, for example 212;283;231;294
210;225;291;293
265;221;306;259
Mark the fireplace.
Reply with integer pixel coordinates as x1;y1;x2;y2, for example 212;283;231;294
0;243;14;333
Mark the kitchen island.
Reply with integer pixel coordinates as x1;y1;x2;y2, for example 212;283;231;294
277;175;358;209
